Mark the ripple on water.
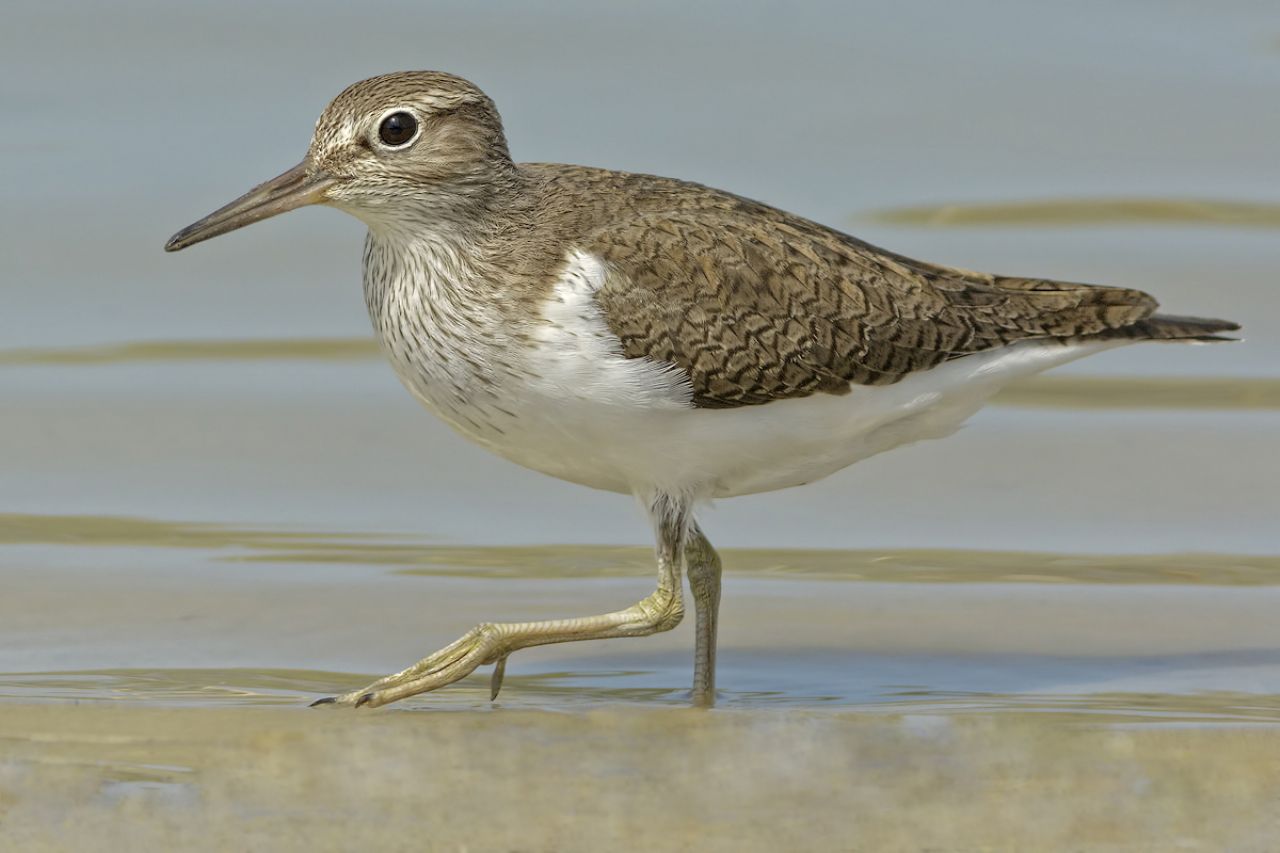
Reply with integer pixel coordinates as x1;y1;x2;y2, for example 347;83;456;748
2;512;1279;583
862;197;1280;228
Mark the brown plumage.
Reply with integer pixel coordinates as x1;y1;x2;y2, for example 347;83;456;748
500;166;1237;408
287;70;1240;413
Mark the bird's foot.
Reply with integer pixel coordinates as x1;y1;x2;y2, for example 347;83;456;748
308;574;687;709
310;624;506;709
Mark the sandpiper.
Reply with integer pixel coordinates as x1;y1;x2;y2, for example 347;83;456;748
166;71;1238;709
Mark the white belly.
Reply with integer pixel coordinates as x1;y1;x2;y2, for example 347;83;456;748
475;335;1124;499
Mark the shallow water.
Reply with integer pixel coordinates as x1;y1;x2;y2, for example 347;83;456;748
2;0;1279;848
3;512;1279;717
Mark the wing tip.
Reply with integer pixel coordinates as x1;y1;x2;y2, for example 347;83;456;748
1115;314;1242;343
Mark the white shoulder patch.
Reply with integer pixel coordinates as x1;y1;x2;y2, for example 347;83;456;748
530;250;692;410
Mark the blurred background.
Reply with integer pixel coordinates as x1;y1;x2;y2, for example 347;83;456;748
3;4;1280;847
1;0;1276;699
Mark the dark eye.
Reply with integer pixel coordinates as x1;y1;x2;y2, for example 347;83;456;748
378;111;418;147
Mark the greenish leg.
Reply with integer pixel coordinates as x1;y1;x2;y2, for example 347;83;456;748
313;495;690;709
685;522;722;708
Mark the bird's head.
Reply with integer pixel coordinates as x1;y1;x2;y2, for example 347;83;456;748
165;71;513;252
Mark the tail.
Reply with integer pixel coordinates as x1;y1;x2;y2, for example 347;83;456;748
1091;313;1241;343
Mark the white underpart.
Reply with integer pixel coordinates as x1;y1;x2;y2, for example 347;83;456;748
367;244;1130;500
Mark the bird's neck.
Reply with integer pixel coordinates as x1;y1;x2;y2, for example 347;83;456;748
358;170;556;390
359;171;546;321
362;223;494;330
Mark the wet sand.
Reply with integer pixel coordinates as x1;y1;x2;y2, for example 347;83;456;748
4;537;1280;850
4;703;1279;852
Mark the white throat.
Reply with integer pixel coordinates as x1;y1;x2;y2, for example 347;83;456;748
361;227;520;441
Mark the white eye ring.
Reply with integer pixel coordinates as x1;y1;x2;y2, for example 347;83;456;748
373;107;422;150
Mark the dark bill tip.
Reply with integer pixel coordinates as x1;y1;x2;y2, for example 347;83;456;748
164;161;335;253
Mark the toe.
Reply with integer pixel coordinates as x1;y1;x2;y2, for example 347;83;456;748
489;656;508;701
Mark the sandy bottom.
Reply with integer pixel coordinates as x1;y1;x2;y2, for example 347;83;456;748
4;531;1280;849
1;702;1277;852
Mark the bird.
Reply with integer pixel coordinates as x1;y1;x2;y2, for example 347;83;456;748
165;71;1239;709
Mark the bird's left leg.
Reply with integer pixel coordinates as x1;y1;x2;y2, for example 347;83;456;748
314;495;689;709
685;521;722;708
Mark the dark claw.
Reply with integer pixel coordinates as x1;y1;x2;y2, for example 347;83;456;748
310;696;337;707
354;692;374;708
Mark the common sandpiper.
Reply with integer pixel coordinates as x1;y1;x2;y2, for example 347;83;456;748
166;71;1239;709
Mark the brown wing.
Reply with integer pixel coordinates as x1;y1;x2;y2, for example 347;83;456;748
587;202;1165;409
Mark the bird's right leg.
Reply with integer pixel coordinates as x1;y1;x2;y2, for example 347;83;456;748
313;495;690;709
